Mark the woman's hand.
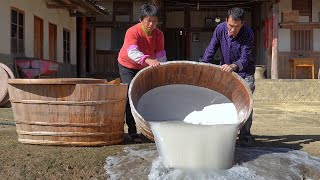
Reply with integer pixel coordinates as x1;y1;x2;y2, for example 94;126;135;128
221;64;238;72
145;58;161;67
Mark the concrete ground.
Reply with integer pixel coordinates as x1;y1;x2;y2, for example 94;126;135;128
0;79;319;179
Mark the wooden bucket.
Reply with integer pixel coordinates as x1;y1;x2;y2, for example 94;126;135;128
129;61;253;140
7;78;128;146
0;63;15;107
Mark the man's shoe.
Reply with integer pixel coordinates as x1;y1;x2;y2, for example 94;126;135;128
238;135;256;145
129;133;143;143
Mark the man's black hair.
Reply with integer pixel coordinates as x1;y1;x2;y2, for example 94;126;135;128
227;7;245;22
139;3;159;21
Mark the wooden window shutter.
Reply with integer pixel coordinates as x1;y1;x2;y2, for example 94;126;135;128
291;28;313;54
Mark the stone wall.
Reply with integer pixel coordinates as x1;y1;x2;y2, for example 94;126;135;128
254;79;320;102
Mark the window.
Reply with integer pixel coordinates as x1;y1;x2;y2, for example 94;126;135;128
63;29;70;63
291;29;313;53
11;8;24;55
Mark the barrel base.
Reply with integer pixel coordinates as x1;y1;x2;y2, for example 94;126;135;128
18;138;123;147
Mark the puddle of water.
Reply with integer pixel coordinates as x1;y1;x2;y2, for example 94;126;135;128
105;146;320;180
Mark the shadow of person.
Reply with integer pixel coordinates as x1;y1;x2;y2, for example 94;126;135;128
234;134;320;163
253;134;319;150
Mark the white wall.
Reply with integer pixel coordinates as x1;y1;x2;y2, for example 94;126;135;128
312;0;320;22
313;29;320;52
96;28;112;50
0;2;11;55
0;0;77;64
279;29;291;52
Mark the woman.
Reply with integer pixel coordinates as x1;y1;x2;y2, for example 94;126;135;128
118;3;167;143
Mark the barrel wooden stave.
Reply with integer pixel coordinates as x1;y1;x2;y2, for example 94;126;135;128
8;79;127;146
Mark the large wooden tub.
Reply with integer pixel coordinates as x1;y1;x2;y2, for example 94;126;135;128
129;61;253;140
7;78;128;146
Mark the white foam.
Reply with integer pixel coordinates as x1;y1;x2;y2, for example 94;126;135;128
184;103;238;125
104;147;320;180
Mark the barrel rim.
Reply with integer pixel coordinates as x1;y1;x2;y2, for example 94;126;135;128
8;78;107;85
0;63;15;78
0;66;9;105
0;63;14;106
128;61;254;139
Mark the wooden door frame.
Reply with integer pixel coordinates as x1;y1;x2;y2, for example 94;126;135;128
34;16;44;59
49;22;57;61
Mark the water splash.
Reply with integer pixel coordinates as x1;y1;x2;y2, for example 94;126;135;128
105;146;320;180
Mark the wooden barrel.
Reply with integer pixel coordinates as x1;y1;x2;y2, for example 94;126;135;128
7;78;128;146
0;63;15;107
129;61;253;140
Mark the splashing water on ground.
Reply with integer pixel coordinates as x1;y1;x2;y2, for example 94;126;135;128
105;146;320;180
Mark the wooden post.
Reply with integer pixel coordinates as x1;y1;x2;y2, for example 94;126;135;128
89;22;96;74
271;3;279;79
80;17;87;77
185;5;190;59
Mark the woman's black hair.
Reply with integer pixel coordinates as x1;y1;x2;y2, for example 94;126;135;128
227;7;245;22
139;2;159;21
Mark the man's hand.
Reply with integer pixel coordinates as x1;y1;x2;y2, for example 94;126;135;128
221;64;238;72
145;58;160;67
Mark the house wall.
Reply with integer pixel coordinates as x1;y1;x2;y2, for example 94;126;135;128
276;0;320;78
278;0;320;53
0;0;77;76
312;0;320;22
166;11;184;28
165;9;252;62
95;0;144;51
96;28;112;50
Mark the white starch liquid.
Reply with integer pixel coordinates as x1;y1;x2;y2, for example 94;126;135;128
137;85;240;169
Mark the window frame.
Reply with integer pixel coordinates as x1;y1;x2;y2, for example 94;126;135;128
63;28;71;63
10;7;25;55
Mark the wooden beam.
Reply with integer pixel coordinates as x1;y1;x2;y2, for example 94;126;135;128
271;3;279;79
280;22;320;29
46;3;77;9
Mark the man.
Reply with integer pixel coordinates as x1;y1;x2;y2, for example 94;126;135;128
201;7;256;144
